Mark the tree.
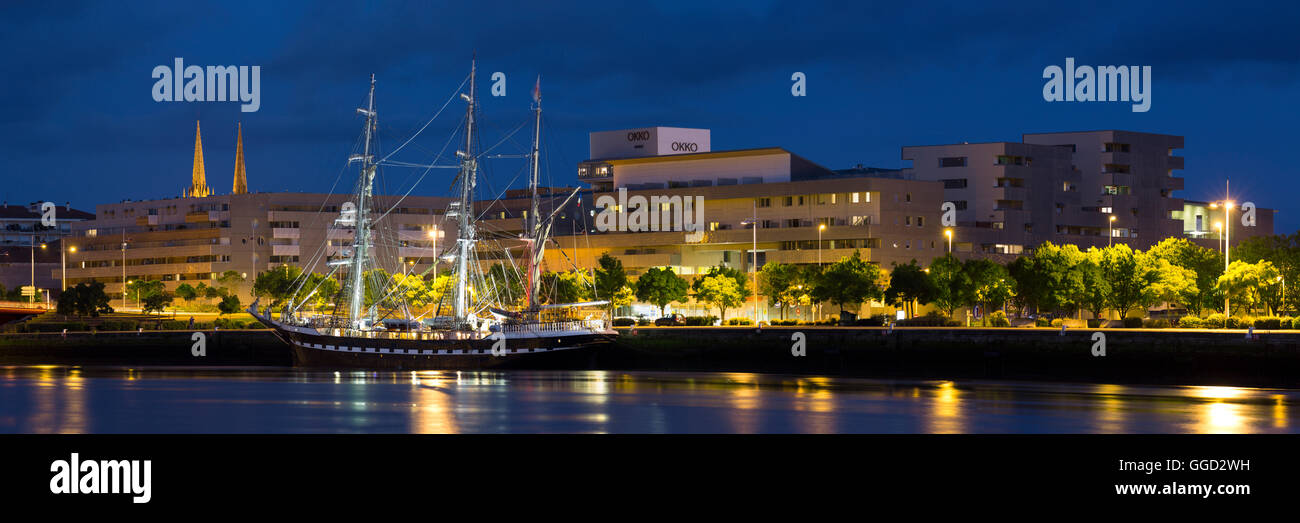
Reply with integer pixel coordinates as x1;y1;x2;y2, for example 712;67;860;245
253;265;303;307
217;270;246;298
810;250;884;317
963;258;1015;317
611;285;635;312
635;266;689;316
1074;248;1110;320
1142;256;1198;312
1146;237;1222;315
217;294;242;316
594;253;629;315
928;255;971;318
691;266;753;305
141;289;173;315
57;281;114;318
759;262;805;320
392;272;435;309
885;260;936;318
542;270;592;305
1012;242;1085;317
1099;244;1157;319
126;280;168;313
175;283;197;301
695;274;743;322
1217;260;1281;315
198;282;221;300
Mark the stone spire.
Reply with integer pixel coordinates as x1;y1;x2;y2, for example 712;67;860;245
184;120;211;198
232;122;248;195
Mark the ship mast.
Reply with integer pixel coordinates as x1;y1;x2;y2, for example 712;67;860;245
452;60;478;322
524;76;544;310
347;74;378;327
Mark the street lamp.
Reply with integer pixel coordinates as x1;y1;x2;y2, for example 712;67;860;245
31;237;46;304
1211;198;1234;314
63;245;75;292
1108;215;1117;247
742;201;760;324
817;223;826;266
943;228;953;255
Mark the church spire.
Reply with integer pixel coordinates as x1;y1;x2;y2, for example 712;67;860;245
232;122;248;195
185;120;211;198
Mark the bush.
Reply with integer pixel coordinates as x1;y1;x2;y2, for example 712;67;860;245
159;320;189;330
683;315;717;326
1122;317;1143;328
984;311;1010;327
1086;319;1104;328
1035;317;1051;327
612;318;635;327
1142;318;1170;328
771;319;802;326
1281;317;1295;330
1226;316;1253;329
1292;316;1300;330
1178;315;1203;328
1254;316;1284;330
1204;313;1226;328
100;320;138;331
726;318;753;326
1050;318;1064;328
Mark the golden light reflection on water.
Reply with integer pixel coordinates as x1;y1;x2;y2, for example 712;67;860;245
1093;383;1127;433
25;366;86;433
925;380;964;433
410;371;458;434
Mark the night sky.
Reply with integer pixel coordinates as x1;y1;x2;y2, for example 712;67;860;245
3;1;1298;232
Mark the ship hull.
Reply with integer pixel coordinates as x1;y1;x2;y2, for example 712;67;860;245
256;317;612;370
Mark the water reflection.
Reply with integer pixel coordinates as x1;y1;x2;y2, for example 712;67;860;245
0;366;1297;434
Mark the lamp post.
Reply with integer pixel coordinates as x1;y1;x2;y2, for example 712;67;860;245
1108;215;1117;247
63;245;75;292
31;236;46;304
1211;195;1234;315
817;223;826;266
944;228;953;255
121;230;128;310
742;201;759;323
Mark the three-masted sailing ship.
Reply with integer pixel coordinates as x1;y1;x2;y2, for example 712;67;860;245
250;61;617;369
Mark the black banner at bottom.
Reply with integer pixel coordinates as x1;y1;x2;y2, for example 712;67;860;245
0;435;1292;512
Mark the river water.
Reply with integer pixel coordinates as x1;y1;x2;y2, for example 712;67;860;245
0;366;1296;433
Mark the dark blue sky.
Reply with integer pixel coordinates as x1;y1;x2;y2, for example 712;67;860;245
3;1;1298;232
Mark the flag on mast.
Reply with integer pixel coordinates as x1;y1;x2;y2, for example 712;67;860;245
532;76;541;103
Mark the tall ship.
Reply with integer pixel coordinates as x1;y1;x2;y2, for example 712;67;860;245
250;61;616;369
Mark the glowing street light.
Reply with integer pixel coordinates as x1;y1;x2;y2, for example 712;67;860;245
943;228;953;255
817;223;826;266
1108;215;1117;247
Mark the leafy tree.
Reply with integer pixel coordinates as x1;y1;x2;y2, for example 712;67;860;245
217;270;246;298
635;266;690;316
691;265;753;304
175;283;197;301
1011;242;1085;317
928;255;971;318
141;289;173;315
253;265;303;307
810;250;883;317
759;262;807;320
963;258;1015;317
1099;244;1157;319
57;281;115;318
542;270;592;305
885;260;936;318
611;285;635;312
1218;260;1281;315
1146;237;1222;315
695;274;743;322
392;272;435;309
1074;248;1111;320
594;253;629;314
217;294;242;316
1141;256;1198;312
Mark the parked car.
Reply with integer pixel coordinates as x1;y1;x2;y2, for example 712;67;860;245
654;314;686;326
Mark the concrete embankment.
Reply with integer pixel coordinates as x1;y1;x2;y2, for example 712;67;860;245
0;330;290;366
605;327;1300;388
2;327;1298;388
